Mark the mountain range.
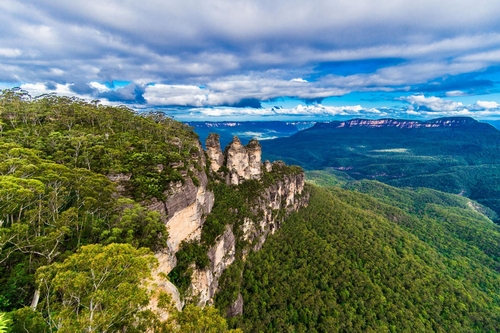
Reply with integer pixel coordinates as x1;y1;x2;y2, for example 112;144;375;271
260;117;500;221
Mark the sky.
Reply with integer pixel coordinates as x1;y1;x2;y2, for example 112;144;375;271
2;0;500;121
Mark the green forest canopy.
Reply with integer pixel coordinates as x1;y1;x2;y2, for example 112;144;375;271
217;183;500;332
0;89;236;332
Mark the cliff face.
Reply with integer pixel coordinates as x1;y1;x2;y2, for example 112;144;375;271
243;167;307;251
190;166;308;305
219;136;263;185
111;135;308;311
146;141;214;277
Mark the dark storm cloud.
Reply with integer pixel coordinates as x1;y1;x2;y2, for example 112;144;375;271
70;81;98;95
98;83;146;104
225;98;263;109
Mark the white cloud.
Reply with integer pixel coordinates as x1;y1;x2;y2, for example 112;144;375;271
20;82;77;97
89;81;111;93
0;48;22;57
2;0;500;86
144;85;221;107
2;0;500;118
194;104;384;119
143;77;349;107
400;95;500;118
401;95;464;111
475;100;499;109
446;90;465;97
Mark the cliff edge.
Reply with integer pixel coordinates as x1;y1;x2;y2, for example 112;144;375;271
144;133;309;312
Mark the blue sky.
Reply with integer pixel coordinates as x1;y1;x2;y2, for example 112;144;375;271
2;0;500;121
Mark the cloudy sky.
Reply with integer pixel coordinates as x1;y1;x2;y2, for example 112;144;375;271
2;0;500;121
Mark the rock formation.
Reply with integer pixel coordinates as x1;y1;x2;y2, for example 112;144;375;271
225;136;250;185
109;134;308;311
207;135;264;185
205;133;224;173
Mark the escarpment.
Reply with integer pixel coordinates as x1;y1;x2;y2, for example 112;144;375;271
189;160;308;305
105;132;308;313
142;134;309;310
179;136;308;306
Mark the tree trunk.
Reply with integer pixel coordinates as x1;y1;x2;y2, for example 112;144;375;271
30;288;40;310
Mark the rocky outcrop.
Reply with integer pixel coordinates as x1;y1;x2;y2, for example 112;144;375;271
246;139;262;180
190;161;308;305
205;134;224;173
224;136;263;185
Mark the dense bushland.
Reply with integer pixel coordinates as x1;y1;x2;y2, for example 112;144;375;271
217;184;500;332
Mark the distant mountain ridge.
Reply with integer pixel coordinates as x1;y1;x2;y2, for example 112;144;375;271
260;116;500;220
312;116;484;129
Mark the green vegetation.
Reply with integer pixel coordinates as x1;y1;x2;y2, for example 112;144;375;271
34;243;157;332
217;183;500;332
262;118;500;220
0;89;233;331
169;163;304;297
165;304;243;333
0;312;8;333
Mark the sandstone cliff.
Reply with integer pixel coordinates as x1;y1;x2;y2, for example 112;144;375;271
189;164;308;305
109;134;308;312
147;141;214;277
221;136;263;185
312;116;481;129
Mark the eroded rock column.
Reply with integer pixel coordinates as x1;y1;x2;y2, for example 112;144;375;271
205;134;224;172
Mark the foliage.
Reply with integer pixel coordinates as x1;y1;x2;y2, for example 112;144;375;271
99;198;168;252
0;90;185;312
164;304;243;333
218;185;500;332
8;307;48;333
0;88;200;201
0;312;9;333
35;243;158;333
0;144;168;310
168;241;210;296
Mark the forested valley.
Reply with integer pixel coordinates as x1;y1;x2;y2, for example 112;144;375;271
261;118;500;220
217;182;500;332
